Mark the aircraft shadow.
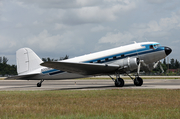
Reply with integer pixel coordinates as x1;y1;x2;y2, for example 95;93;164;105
52;84;135;91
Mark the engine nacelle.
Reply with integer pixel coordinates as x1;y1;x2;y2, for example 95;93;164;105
113;57;139;71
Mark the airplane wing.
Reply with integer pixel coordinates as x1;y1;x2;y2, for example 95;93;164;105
40;62;120;75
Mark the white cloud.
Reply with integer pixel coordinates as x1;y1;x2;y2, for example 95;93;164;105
147;21;161;32
99;10;180;45
15;23;23;28
91;25;110;32
19;0;102;9
25;29;85;56
1;0;180;64
159;13;180;30
26;30;62;52
0;35;17;53
147;0;168;4
0;16;8;22
54;23;69;30
99;32;134;44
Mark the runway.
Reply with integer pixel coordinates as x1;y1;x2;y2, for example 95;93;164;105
0;79;180;91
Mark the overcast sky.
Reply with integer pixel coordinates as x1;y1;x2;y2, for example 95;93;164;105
0;0;180;64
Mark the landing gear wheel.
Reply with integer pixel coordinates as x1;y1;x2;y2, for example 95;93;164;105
37;82;42;87
115;78;124;87
37;79;44;87
134;77;143;86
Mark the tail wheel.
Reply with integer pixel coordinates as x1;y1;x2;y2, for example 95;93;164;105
37;79;44;87
134;77;143;86
115;78;124;87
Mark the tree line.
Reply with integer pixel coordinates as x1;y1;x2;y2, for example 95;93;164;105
42;55;69;62
151;58;180;75
0;55;69;76
0;57;17;76
0;55;180;76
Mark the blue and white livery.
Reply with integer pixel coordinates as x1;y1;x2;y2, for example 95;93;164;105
11;42;172;87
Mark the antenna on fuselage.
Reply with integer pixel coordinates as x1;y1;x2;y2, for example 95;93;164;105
145;38;149;42
134;41;137;44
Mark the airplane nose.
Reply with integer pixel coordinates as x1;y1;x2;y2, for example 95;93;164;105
165;47;172;56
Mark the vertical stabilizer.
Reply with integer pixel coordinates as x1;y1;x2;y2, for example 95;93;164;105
16;48;43;75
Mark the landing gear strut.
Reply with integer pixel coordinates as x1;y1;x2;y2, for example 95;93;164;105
109;72;124;87
126;73;143;86
37;79;44;87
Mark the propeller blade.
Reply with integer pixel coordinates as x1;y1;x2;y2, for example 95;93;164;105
153;61;160;69
160;63;164;73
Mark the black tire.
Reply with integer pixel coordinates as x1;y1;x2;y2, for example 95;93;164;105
115;78;124;87
134;77;143;86
37;83;41;87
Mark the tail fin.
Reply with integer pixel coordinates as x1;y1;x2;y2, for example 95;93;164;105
16;48;43;75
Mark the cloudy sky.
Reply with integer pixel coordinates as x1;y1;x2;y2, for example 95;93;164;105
0;0;180;64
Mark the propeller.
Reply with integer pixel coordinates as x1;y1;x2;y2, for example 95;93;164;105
153;61;164;73
137;60;164;75
160;64;164;73
137;60;147;76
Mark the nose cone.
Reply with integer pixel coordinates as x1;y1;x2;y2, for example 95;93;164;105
165;47;172;56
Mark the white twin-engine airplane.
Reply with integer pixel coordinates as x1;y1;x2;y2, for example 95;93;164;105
12;42;172;87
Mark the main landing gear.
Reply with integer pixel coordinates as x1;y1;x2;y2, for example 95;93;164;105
109;72;143;87
128;74;143;86
109;72;124;87
37;79;44;87
134;76;143;86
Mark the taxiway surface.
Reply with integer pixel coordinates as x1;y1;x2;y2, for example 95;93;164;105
0;79;180;91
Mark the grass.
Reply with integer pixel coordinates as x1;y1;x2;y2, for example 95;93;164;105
0;89;180;118
0;77;6;80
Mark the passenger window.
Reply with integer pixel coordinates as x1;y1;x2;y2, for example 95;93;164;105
113;56;116;59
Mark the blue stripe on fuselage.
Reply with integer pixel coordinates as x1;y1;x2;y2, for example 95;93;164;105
83;46;165;63
42;69;59;74
42;69;65;75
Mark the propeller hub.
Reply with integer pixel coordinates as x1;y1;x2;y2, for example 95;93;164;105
165;47;172;56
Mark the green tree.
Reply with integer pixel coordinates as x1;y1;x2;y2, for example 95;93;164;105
163;59;166;65
170;58;175;69
42;55;69;62
0;56;17;76
175;59;179;69
60;55;69;60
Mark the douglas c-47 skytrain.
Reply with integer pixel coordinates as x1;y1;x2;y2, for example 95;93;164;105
9;42;172;87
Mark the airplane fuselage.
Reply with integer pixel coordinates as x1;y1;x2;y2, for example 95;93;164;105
35;42;169;80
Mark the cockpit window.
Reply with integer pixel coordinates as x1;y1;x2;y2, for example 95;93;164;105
150;45;154;49
150;44;160;49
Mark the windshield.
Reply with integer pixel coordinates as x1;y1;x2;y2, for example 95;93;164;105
149;43;160;49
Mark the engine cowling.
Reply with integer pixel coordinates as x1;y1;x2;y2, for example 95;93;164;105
113;57;139;71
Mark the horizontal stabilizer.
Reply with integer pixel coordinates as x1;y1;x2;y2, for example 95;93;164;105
41;62;119;75
6;74;39;80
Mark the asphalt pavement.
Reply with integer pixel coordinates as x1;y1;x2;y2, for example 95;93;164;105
0;79;180;91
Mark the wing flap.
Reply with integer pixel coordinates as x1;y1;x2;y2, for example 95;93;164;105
40;62;119;75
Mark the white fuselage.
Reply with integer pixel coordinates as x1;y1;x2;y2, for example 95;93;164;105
34;42;167;80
